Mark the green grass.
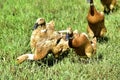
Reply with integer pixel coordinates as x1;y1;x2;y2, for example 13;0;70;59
0;0;120;80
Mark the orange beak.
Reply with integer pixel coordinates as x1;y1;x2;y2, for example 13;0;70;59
17;54;28;64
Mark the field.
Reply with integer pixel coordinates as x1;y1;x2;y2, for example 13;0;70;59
0;0;120;80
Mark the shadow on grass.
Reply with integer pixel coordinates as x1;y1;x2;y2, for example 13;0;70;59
97;36;109;43
32;50;70;67
70;53;104;64
115;3;120;13
81;54;103;64
104;4;120;15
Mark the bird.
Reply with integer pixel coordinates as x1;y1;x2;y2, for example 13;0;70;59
87;0;107;39
17;39;59;64
100;0;117;14
17;18;69;64
30;18;47;53
30;18;56;53
61;27;97;58
17;33;69;64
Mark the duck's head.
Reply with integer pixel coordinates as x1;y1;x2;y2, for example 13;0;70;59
33;18;46;30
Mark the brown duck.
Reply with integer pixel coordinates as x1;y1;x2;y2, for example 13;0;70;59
87;0;107;38
100;0;117;13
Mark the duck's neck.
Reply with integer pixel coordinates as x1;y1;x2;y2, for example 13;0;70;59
69;39;73;48
90;0;95;16
68;33;74;48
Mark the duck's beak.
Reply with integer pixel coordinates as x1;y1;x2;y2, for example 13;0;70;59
33;23;39;30
65;33;70;40
17;54;28;64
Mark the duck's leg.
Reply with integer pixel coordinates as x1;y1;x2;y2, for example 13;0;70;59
87;26;94;38
100;27;107;37
91;37;97;54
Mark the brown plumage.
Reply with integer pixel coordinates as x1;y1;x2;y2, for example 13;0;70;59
30;18;59;53
30;18;48;53
100;0;117;13
17;18;69;64
17;38;63;64
87;0;107;38
67;27;97;58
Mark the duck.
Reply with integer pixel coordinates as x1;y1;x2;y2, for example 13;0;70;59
17;33;69;64
87;0;107;38
60;27;97;58
17;18;69;64
100;0;117;14
30;18;56;53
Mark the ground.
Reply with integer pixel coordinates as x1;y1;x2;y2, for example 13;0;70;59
0;0;120;80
